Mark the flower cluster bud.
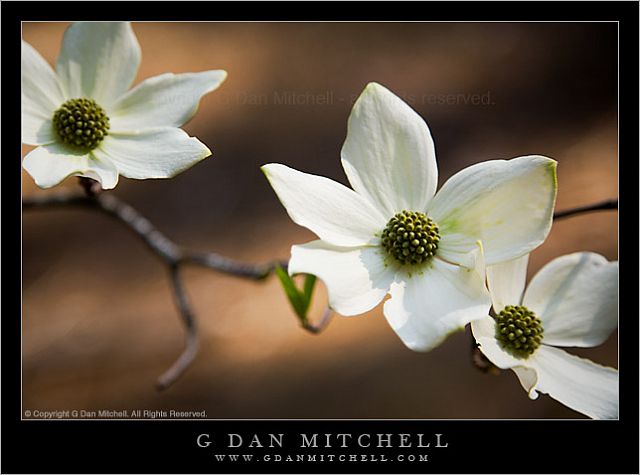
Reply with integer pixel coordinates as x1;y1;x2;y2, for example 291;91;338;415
381;210;440;265
53;98;110;150
494;305;544;358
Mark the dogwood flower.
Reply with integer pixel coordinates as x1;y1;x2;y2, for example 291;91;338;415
22;22;227;189
471;252;618;419
262;82;557;351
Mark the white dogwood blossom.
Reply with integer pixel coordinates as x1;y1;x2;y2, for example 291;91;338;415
263;82;557;351
22;22;227;189
472;252;618;419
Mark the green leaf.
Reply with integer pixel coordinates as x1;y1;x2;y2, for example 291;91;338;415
302;274;317;315
275;265;306;320
275;265;318;324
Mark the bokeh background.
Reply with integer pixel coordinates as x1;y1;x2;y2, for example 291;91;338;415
22;22;618;419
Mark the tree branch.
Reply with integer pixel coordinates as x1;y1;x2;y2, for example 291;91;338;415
553;199;618;220
26;189;618;384
23;189;283;390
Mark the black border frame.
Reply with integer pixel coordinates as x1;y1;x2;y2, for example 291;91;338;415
3;2;638;473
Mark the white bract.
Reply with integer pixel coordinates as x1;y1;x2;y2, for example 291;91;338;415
262;82;558;352
22;22;227;189
472;252;618;419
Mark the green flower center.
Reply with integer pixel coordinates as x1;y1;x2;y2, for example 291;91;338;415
494;305;544;358
381;210;440;265
52;98;110;151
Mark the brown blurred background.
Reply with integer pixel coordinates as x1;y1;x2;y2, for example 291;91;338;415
22;22;618;419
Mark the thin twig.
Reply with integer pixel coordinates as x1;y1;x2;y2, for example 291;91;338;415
156;265;199;391
23;189;283;390
470;330;500;375
553;199;618;220
182;251;285;280
302;307;334;334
